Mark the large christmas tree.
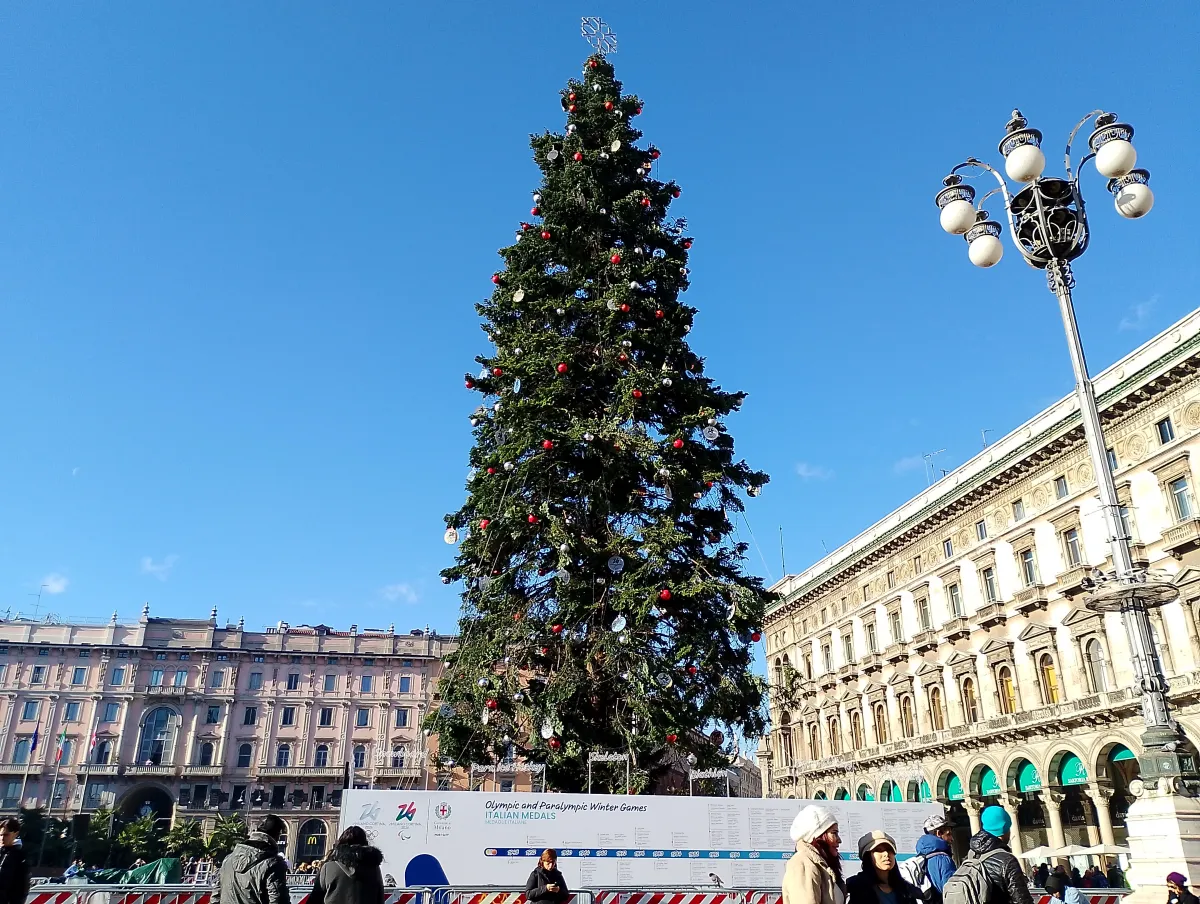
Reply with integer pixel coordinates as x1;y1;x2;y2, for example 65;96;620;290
431;49;770;793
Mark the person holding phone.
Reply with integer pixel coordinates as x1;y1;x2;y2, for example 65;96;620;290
526;849;569;904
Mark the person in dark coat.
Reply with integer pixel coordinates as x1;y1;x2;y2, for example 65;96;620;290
845;831;922;904
0;817;29;904
308;826;385;904
525;849;569;904
215;815;289;904
963;807;1033;904
1167;872;1200;904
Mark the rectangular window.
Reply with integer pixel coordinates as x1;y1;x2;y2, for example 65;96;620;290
821;643;832;672
913;555;923;574
948;582;964;617
886;570;896;590
206;705;220;724
286;673;301;691
395;708;409;728
64;701;81;722
216;654;229;661
820;607;828;624
1063;528;1082;567
327;657;339;665
500;779;515;793
37;649;48;657
943;538;953;559
174;669;187;687
324;674;337;692
917;597;932;630
210;669;225;688
1012;499;1026;521
1107;447;1118;474
1170;477;1195;520
1055;475;1069;499
21;701;38;721
842;633;854;664
290;656;302;664
976;520;988;541
889;610;903;644
398;676;412;693
281;706;296;727
72;667;87;685
356;707;370;728
0;666;6;685
1020;548;1038;586
360;675;373;693
310;786;324;808
31;666;47;684
244;706;258;726
982;567;999;603
252;655;265;663
802;652;813;679
103;702;120;722
401;659;413;667
179;652;190;660
78;649;90;658
1118;504;1135;539
865;622;877;653
248;671;263;690
1158;417;1176;445
155;652;167;661
150;669;164;687
319;707;333;727
362;658;375;666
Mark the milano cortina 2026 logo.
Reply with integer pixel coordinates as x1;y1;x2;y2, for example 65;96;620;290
396;802;418;821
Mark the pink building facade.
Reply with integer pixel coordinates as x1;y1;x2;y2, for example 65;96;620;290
0;608;457;862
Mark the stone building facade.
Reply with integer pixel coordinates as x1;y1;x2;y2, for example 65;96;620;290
0;611;471;862
764;310;1200;859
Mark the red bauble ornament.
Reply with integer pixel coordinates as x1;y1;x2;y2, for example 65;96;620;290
672;188;681;198
568;92;576;101
655;309;665;319
551;624;563;634
684;239;693;249
659;588;672;601
486;467;496;475
651;149;661;159
610;253;622;264
491;274;501;285
588;60;598;68
527;514;538;524
542;440;554;450
604;101;614;111
751;631;762;642
618;353;628;363
568;104;576;112
548;737;561;750
492;367;503;376
486;698;498;710
541;230;551;240
666;733;678;744
620;303;630;312
635;106;643;114
540;646;550;656
479;519;490;530
640;198;651;207
465;379;475;389
521;222;532;231
513;612;523;621
556;362;568;373
574;152;583;162
687;665;699;676
673;439;684;449
706;480;714;487
632;389;643;398
531;206;540;216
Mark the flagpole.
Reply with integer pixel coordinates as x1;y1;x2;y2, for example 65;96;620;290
18;718;40;810
38;727;67;867
79;709;99;817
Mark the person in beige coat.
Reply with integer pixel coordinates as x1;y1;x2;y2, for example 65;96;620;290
783;805;846;904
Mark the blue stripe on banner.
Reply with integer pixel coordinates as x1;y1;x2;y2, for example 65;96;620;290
482;849;919;861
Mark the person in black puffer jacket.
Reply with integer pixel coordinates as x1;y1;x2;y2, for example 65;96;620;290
964;807;1033;904
846;831;923;904
309;826;385;904
526;849;569;904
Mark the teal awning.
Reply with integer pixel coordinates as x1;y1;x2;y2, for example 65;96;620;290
815;790;827;800
1060;753;1089;786
920;780;933;803
1017;761;1043;792
1111;745;1136;763
857;784;875;801
979;767;1001;797
891;783;904;802
835;788;850;800
946;774;964;801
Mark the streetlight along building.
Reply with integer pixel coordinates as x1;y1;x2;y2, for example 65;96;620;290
764;309;1200;858
0;609;460;863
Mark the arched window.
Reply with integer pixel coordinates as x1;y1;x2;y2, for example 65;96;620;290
391;747;406;767
850;711;864;749
137;707;179;765
873;702;888;743
353;744;366;768
962;678;980;723
900;696;916;738
13;740;29;765
929;686;946;731
314;744;329;768
95;740;112;765
1039;654;1060;705
997;666;1017;714
198;741;214;766
276;744;291;767
237;743;253;768
827;716;841;755
807;723;820;759
780;714;794;767
1085;639;1108;693
298;818;328;861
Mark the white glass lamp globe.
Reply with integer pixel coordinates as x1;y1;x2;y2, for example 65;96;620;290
1005;144;1046;183
968;234;1004;268
1115;182;1154;219
939;199;977;235
1095;139;1137;179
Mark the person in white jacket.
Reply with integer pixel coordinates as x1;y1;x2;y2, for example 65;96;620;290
783;805;846;904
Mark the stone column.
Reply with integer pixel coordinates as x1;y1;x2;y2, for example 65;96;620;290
1183;599;1200;671
965;799;983;835
1001;794;1025;857
1086;785;1117;847
1125;790;1200;904
1041;789;1067;853
1072;637;1090;691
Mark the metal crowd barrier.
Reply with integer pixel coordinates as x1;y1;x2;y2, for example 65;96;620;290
26;887;435;904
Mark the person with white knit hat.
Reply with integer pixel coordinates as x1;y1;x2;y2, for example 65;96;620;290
783;804;845;904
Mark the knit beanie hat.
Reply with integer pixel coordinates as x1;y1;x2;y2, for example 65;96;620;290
790;804;837;843
980;805;1012;837
1168;873;1188;886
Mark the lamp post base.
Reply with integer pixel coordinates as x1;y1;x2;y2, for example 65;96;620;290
1124;788;1200;903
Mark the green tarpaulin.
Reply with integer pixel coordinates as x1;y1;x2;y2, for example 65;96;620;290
88;858;182;885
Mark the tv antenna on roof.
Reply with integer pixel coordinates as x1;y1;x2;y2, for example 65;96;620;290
922;449;946;486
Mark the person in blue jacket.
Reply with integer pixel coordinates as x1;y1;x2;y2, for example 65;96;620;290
911;816;956;900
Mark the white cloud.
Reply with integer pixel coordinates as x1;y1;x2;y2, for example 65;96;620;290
893;455;925;474
1119;295;1158;331
42;574;69;594
141;555;180;581
380;583;419;604
794;462;833;480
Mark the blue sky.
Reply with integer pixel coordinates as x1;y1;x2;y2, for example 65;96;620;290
2;2;1198;643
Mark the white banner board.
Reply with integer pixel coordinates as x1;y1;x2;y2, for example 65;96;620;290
341;790;942;889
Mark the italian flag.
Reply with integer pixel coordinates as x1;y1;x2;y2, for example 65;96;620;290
54;727;67;763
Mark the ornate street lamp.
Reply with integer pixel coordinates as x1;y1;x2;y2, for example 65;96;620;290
935;110;1196;794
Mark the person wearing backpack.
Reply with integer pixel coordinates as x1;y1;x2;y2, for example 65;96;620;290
900;816;957;903
941;806;1032;904
846;831;923;904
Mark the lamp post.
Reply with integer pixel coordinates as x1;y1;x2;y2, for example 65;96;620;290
934;110;1198;794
